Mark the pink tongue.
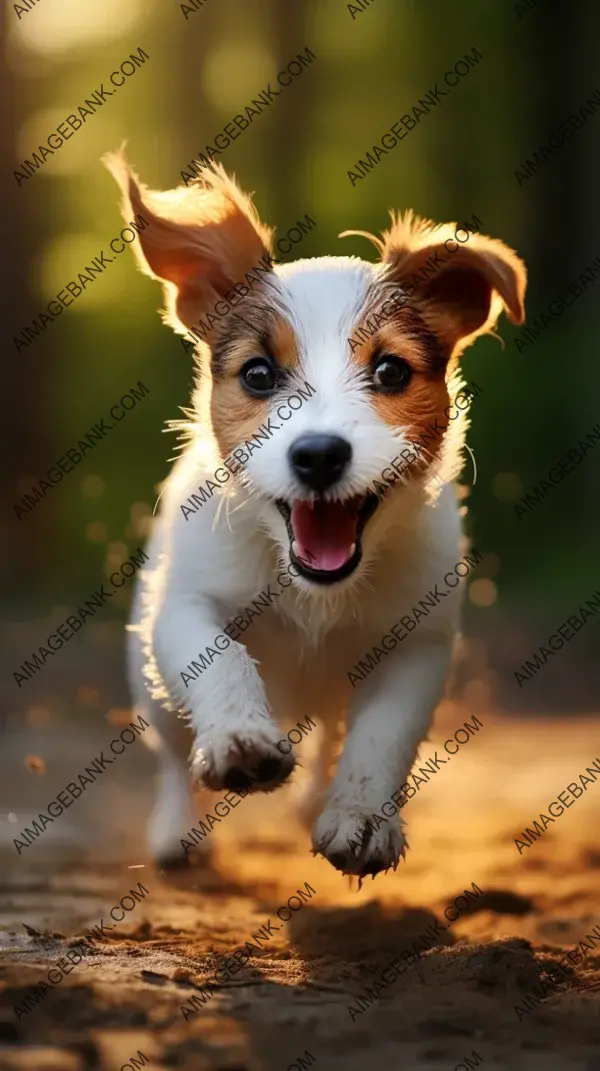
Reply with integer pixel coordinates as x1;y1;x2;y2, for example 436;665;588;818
291;500;358;572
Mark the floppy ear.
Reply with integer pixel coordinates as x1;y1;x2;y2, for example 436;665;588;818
102;149;274;339
378;211;527;357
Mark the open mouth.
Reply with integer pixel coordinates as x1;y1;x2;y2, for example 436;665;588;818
276;493;380;585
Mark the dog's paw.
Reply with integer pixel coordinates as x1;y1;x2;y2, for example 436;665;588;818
312;809;407;878
190;724;296;793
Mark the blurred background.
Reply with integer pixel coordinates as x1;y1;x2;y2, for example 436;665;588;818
4;6;600;1069
3;0;600;741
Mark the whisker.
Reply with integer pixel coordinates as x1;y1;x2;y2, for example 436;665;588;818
223;493;233;532
213;492;227;531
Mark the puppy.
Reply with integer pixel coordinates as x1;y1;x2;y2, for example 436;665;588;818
105;152;526;878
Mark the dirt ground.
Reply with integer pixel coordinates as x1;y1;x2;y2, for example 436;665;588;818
2;701;600;1071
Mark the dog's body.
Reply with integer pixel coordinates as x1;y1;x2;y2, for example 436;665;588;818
108;154;526;878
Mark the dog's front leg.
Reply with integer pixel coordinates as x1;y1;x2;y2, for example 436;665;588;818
152;596;296;794
312;635;453;878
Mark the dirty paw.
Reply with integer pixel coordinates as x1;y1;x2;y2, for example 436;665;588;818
312;810;407;878
190;724;296;793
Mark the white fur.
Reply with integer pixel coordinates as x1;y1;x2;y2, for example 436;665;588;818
127;256;468;876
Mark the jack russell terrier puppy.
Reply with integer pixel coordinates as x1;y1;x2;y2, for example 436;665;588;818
105;152;526;879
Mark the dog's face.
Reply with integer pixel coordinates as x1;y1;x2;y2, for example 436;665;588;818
105;154;526;588
205;257;453;586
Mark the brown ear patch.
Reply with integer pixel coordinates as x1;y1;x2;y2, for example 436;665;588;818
102;149;274;339
422;266;491;338
378;211;527;356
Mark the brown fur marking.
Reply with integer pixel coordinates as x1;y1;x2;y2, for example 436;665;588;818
377;209;527;356
210;304;301;461
349;295;449;473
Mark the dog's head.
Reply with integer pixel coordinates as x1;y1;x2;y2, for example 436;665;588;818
105;153;526;589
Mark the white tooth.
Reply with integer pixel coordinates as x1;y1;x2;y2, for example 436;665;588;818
292;540;301;557
350;543;356;555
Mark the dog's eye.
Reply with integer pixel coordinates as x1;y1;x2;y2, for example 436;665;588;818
239;358;276;396
372;356;412;394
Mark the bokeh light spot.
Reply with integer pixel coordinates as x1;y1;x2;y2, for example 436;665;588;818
82;475;106;498
106;541;129;569
106;707;134;727
492;472;522;501
203;42;277;114
26;706;52;726
25;755;46;774
469;578;497;607
77;685;100;705
11;0;143;59
129;501;153;538
86;521;108;544
40;233;136;309
130;501;151;521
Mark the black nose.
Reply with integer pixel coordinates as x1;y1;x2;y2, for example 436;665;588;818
289;434;352;492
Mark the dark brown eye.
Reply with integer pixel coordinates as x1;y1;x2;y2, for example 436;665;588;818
372;355;412;394
240;358;276;396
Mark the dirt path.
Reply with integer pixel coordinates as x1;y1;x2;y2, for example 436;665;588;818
2;704;600;1071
